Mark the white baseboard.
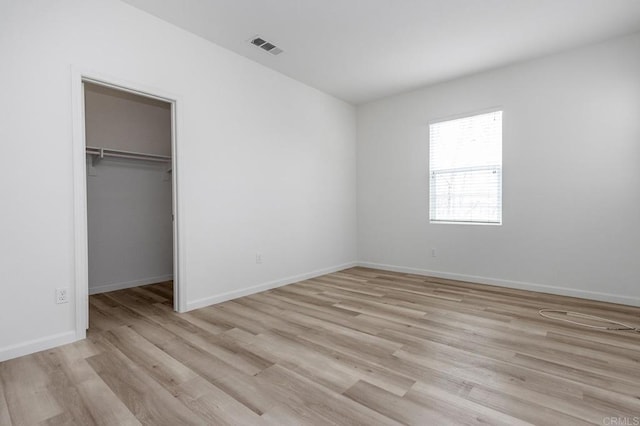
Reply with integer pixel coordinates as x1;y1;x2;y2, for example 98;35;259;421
2;265;359;362
8;260;634;363
186;262;358;311
358;261;640;307
89;274;174;295
0;331;78;362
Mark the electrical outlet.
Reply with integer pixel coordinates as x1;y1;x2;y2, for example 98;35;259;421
256;253;263;264
431;248;437;258
55;288;69;304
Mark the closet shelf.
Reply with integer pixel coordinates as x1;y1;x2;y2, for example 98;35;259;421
86;146;171;163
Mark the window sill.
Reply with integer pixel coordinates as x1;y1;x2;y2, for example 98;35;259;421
429;220;502;226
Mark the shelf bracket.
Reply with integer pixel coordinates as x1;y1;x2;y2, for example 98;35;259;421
91;148;104;167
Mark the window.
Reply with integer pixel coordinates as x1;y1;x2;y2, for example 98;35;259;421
429;110;502;224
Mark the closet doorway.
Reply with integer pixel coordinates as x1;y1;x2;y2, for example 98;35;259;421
72;74;182;337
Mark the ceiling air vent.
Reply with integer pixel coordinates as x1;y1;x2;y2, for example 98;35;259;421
250;36;284;56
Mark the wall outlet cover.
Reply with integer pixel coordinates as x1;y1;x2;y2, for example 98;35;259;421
55;288;69;304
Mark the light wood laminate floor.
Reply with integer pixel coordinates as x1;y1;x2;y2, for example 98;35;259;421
1;267;640;425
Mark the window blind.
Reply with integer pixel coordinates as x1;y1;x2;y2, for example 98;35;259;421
429;110;502;224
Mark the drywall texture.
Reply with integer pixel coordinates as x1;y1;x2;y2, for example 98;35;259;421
86;157;173;294
357;32;640;305
84;82;172;156
0;0;356;359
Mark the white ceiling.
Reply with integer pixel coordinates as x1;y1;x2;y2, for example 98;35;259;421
122;0;640;104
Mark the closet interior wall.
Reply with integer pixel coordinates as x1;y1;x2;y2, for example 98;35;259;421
84;82;173;295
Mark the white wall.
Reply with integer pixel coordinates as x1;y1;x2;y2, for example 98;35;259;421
86;157;173;294
84;82;172;156
357;32;640;306
0;0;356;360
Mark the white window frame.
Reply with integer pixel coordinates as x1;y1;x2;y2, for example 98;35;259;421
428;108;503;226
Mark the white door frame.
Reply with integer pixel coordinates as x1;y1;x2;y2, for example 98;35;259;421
71;67;185;340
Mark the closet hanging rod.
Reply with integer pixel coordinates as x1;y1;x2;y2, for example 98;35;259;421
86;146;171;163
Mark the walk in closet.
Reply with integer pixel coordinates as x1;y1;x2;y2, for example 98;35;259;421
84;82;174;302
